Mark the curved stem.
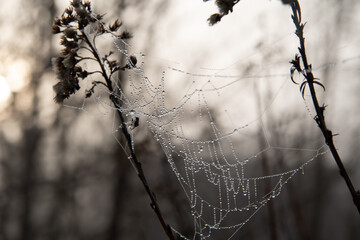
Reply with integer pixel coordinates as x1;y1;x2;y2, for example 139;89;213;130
81;31;176;240
87;70;104;76
77;56;98;63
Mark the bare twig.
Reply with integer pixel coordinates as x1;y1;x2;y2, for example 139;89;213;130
82;27;176;240
285;0;360;213
205;0;360;215
52;1;175;239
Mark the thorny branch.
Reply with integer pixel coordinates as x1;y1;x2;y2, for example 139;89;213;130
52;1;175;239
284;0;360;214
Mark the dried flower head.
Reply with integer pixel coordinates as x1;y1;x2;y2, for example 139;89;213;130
71;0;80;8
109;19;122;32
53;18;61;26
205;0;240;26
52;25;61;34
52;0;134;103
207;13;223;26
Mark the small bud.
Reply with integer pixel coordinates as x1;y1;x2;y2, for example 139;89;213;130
90;13;105;23
85;89;93;98
67;41;79;49
129;56;137;67
109;19;122;32
74;66;82;72
61;48;71;56
79;70;88;79
75;66;88;79
64;27;77;39
60;35;78;49
108;60;118;70
53;82;70;103
119;31;132;40
76;8;87;18
96;22;106;34
63;50;78;68
55;56;65;71
52;25;61;34
71;0;80;8
61;15;76;25
65;7;73;15
96;14;105;20
84;0;91;10
78;18;89;29
215;0;235;15
53;81;63;94
53;18;61;26
207;13;223;26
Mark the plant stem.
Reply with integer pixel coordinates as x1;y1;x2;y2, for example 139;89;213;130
82;32;176;240
289;0;360;214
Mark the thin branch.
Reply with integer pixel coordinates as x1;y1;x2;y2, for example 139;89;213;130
109;67;126;80
77;56;98;63
87;70;104;76
81;31;176;240
91;80;108;88
78;45;95;54
287;0;360;213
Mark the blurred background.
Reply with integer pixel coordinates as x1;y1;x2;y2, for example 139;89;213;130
0;0;359;239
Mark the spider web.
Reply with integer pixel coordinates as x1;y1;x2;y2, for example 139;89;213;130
60;3;360;239
103;58;329;239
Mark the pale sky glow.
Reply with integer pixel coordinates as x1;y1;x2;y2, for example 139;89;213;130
0;59;31;108
0;75;11;103
5;59;30;92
